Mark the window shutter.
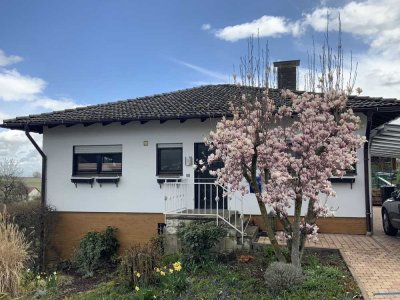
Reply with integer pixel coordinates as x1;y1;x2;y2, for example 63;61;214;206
74;145;122;154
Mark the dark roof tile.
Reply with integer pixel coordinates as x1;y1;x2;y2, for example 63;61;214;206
2;84;400;133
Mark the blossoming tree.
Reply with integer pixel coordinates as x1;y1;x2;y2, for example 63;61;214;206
204;35;366;267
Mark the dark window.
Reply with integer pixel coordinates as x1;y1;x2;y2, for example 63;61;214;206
73;145;122;176
157;144;182;176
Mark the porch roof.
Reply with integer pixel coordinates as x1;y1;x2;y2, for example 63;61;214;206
1;84;400;133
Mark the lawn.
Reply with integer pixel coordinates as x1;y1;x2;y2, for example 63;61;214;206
61;247;362;300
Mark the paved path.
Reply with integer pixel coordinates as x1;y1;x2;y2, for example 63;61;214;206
257;207;400;300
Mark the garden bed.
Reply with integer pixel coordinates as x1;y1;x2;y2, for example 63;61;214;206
63;247;362;299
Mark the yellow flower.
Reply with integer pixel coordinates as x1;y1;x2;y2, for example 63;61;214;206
135;286;140;292
169;268;173;274
160;271;166;276
136;272;141;278
173;262;182;272
163;266;167;269
155;267;160;273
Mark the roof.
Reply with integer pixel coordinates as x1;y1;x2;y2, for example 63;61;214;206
1;84;400;133
25;186;39;194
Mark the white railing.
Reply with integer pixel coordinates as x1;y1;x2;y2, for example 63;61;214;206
162;181;245;243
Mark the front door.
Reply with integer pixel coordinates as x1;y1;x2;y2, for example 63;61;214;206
194;143;226;210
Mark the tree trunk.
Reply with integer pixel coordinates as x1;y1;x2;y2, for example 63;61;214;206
291;193;303;267
256;196;287;263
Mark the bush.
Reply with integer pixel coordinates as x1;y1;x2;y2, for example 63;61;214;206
74;226;119;277
0;208;31;297
264;262;304;295
2;200;56;269
177;221;227;266
119;239;162;287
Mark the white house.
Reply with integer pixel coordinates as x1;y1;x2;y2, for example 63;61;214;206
25;186;41;201
2;61;400;260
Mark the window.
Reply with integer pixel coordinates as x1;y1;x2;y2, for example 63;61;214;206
157;143;183;176
73;145;122;176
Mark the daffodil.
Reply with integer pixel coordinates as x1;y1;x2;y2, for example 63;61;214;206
155;267;160;273
169;268;173;274
160;271;166;276
135;272;141;278
173;262;182;272
135;286;140;291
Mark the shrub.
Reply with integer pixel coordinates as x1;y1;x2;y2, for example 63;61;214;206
264;262;304;295
2;200;56;269
177;221;227;266
0;208;31;297
119;239;161;286
74;226;119;277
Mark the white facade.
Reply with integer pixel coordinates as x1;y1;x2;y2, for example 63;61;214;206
43;114;367;218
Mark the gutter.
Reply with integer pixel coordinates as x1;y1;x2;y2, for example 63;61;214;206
364;111;373;235
25;125;47;269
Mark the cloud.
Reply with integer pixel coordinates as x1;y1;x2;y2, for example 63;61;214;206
0;130;42;176
214;16;302;42
31;97;82;111
0;48;81;175
0;69;46;101
171;58;228;82
201;23;211;31
302;0;400;97
0;49;23;67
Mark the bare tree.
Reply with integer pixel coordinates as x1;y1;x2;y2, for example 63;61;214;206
0;159;27;204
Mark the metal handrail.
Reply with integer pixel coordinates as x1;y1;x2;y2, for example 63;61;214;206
162;181;244;243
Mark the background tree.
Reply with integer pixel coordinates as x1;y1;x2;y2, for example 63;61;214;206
205;25;365;267
32;171;41;178
0;159;27;204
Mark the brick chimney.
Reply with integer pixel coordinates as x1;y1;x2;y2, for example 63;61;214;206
273;60;300;91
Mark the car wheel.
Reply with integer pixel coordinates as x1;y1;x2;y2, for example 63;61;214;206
382;209;398;236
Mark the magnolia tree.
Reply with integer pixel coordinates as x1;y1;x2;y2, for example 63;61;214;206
204;35;366;267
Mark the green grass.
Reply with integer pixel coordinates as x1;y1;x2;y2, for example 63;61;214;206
20;177;41;191
70;248;362;300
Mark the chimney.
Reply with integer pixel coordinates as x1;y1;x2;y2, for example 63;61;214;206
273;60;300;91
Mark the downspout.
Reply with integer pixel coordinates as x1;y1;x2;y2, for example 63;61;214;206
25;125;47;269
364;111;373;235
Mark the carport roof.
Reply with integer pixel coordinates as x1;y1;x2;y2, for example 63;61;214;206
371;123;400;158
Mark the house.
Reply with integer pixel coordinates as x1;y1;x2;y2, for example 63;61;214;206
2;61;400;260
25;186;41;201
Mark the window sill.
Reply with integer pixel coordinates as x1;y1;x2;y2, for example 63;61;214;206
71;176;121;187
157;176;182;187
71;177;95;188
96;176;120;187
329;177;356;188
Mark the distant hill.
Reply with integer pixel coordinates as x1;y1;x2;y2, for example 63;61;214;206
21;177;41;192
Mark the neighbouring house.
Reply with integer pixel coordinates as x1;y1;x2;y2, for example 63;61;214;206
1;61;400;260
25;186;41;201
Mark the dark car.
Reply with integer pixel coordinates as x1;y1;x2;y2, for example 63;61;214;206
382;190;400;236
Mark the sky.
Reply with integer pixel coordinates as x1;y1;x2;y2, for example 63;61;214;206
0;0;399;175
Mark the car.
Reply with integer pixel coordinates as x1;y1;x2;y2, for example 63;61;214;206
382;190;400;236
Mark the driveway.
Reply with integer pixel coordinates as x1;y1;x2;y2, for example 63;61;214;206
258;206;400;299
